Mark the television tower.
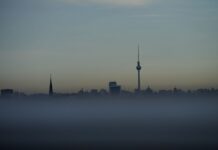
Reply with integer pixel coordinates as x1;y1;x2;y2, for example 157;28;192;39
49;74;53;96
136;44;142;92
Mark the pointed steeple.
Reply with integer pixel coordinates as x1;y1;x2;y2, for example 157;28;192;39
49;74;53;96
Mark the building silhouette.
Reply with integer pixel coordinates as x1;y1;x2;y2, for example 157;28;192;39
1;89;14;96
109;81;121;95
90;89;98;96
144;86;153;95
136;44;142;92
49;74;53;96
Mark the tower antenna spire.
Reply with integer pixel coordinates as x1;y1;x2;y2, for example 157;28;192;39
138;44;140;62
136;44;142;92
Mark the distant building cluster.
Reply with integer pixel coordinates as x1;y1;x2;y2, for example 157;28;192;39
1;86;218;98
1;89;13;96
1;45;218;98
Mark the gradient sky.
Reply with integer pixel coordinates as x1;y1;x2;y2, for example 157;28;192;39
0;0;218;93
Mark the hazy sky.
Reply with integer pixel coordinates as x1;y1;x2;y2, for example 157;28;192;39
0;0;218;93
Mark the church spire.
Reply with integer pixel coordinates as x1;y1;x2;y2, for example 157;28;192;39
49;74;53;96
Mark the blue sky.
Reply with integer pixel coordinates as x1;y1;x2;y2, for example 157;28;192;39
0;0;218;93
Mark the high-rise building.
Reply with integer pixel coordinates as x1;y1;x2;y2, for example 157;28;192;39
136;44;142;92
109;81;121;95
49;74;53;96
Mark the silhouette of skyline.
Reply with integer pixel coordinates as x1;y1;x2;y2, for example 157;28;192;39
0;42;218;95
0;0;218;93
1;2;218;150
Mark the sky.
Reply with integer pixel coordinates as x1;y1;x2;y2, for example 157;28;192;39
0;0;218;93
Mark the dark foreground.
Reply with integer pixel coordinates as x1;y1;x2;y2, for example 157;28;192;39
0;97;218;150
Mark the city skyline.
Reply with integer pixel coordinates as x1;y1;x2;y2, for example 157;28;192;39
0;0;218;93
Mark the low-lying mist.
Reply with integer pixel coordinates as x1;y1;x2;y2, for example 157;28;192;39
1;97;218;149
